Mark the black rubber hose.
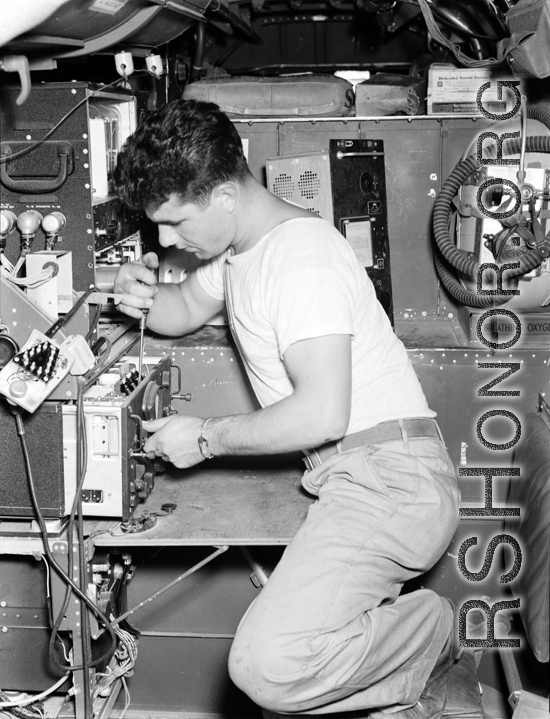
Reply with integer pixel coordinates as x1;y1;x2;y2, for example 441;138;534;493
434;135;550;275
527;103;550;130
433;131;550;306
189;22;206;84
434;252;507;308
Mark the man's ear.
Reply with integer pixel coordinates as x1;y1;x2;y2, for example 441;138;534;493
212;182;238;214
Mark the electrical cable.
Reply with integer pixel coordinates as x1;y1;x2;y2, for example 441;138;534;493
119;677;131;719
83;331;140;390
46;379;117;675
76;381;92;719
427;4;504;42
11;406;118;676
433;131;550;307
93;627;137;706
0;675;69;709
0;74;149;165
45;285;96;339
1;69;154;712
0;690;44;719
85;337;112;379
85;304;102;343
0;255;55;288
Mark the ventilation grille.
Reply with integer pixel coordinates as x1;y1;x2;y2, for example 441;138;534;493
266;152;334;224
272;173;295;200
298;170;320;200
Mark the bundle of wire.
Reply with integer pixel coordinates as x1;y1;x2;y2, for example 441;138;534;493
0;255;55;288
0;69;156;719
93;626;138;719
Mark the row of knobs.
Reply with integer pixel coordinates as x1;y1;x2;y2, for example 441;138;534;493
0;209;66;238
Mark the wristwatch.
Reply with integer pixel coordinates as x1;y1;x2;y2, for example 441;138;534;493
198;417;215;459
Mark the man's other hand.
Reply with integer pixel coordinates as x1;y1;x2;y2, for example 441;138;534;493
143;415;206;468
114;252;159;320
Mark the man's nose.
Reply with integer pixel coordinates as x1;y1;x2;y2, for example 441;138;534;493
158;225;179;247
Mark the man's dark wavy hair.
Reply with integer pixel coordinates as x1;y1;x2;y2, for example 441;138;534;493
114;99;251;211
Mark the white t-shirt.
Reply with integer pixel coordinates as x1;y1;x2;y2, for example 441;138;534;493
196;217;434;434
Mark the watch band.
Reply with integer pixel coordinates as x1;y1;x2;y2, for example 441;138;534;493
198;417;215;459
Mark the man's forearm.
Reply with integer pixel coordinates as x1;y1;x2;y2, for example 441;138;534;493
205;393;348;457
145;283;192;336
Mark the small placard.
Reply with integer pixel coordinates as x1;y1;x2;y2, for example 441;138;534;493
90;0;129;15
342;218;374;268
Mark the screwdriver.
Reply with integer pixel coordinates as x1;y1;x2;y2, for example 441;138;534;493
138;307;149;381
136;254;153;381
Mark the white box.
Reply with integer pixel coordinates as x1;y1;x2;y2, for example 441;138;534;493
26;251;73;318
427;64;516;116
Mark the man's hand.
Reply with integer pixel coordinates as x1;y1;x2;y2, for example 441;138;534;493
114;252;159;320
143;415;206;469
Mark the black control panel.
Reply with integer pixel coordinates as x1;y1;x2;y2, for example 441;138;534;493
330;139;393;323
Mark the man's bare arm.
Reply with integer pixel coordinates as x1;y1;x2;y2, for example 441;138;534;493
114;252;224;336
143;334;352;466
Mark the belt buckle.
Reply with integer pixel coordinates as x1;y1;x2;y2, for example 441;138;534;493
302;447;324;471
302;450;315;472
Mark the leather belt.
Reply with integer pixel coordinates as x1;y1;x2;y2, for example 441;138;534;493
303;417;440;471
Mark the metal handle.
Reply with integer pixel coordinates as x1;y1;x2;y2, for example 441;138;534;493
0;144;74;193
130;414;156;460
170;363;192;401
171;362;181;396
0;55;31;105
336;151;384;160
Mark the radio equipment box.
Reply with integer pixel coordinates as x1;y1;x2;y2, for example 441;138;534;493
266;139;393;322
